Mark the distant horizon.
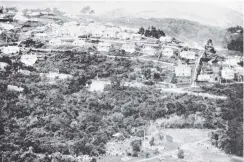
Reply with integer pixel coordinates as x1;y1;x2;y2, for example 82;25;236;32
0;1;243;28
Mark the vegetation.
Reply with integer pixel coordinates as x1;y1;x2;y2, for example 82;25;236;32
138;26;165;38
177;149;184;159
225;26;243;52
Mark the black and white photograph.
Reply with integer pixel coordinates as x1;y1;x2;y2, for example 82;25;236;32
0;0;243;161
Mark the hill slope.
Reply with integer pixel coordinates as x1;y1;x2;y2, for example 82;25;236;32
96;16;229;47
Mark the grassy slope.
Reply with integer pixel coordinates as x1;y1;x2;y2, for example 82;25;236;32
95;16;228;47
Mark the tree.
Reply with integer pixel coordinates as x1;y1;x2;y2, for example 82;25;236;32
131;139;142;153
149;137;155;146
177;149;184;159
138;27;145;35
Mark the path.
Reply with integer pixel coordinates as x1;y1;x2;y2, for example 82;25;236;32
159;87;227;99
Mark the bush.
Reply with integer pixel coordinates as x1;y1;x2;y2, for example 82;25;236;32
177;149;184;159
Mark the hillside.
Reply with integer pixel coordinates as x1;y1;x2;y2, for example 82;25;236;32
95;16;228;47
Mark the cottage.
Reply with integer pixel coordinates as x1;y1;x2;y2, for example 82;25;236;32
40;72;72;81
197;74;212;82
130;34;143;41
29;12;41;17
20;54;38;66
2;46;20;54
117;32;131;40
72;39;86;46
223;56;241;66
88;79;111;92
7;85;24;92
162;48;174;57
0;23;14;30
180;51;196;60
0;62;9;71
147;38;159;44
18;69;31;75
221;68;235;80
91;29;104;38
142;46;156;55
49;39;62;45
121;43;136;53
175;65;191;77
13;13;28;22
159;36;172;43
35;33;47;39
102;30;118;39
97;42;112;52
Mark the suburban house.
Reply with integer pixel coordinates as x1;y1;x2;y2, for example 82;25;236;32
72;39;86;46
221;67;235;80
102;27;120;39
40;72;72;82
179;51;196;60
223;56;242;66
0;23;14;30
20;54;38;66
159;36;173;43
97;42;112;52
2;46;20;54
49;39;62;45
162;48;174;57
146;38;159;44
0;62;9;71
197;74;212;82
28;12;41;17
121;43;136;53
117;32;131;40
142;45;156;55
13;13;28;22
35;33;48;39
18;69;31;75
7;85;24;92
175;65;192;77
130;34;143;41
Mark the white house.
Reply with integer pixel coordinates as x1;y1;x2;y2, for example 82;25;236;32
29;12;41;17
180;51;196;60
40;72;72;81
223;56;241;67
175;65;191;77
2;46;20;54
18;69;31;75
142;46;156;55
159;36;172;43
162;48;174;57
72;39;86;46
121;43;136;53
197;74;212;82
88;79;111;92
221;68;235;80
117;32;131;40
97;42;112;52
0;23;14;30
20;54;38;66
234;66;244;76
130;34;143;41
102;29;118;39
7;85;24;92
13;13;29;22
49;39;62;45
35;33;47;39
0;62;9;71
40;11;49;15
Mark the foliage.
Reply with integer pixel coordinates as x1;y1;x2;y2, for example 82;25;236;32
177;149;184;159
138;26;165;38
